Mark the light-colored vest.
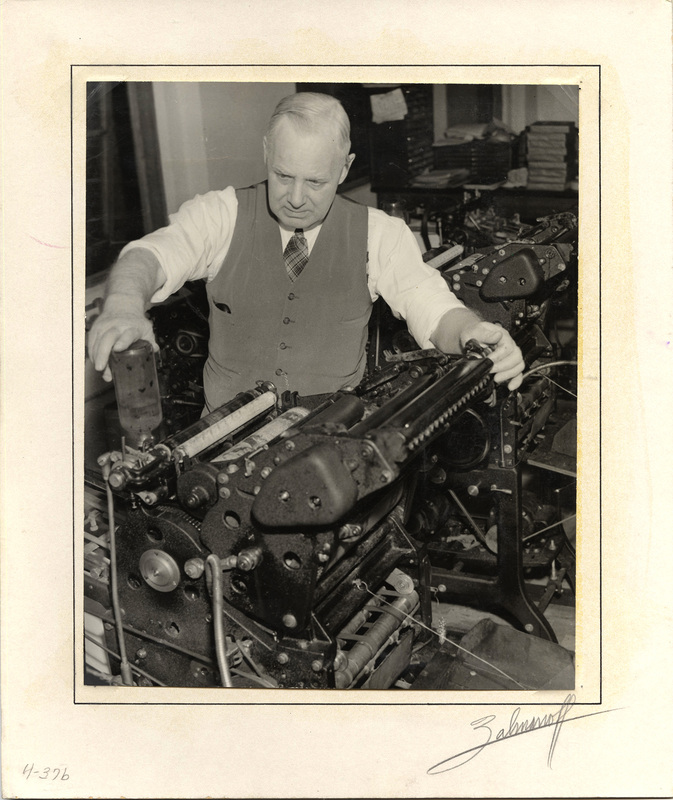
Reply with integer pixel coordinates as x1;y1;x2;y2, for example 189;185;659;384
203;182;371;411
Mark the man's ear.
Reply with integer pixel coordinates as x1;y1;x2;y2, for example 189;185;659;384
338;153;356;184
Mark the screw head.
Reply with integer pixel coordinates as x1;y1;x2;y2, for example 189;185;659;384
282;614;297;629
277;652;289;665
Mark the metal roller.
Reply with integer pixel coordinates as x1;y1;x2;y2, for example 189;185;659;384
211;407;310;463
176;391;277;459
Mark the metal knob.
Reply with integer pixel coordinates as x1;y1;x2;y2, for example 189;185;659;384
139;549;180;592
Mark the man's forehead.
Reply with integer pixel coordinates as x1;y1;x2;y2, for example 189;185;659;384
268;118;343;160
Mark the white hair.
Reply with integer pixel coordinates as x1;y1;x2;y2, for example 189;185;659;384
265;92;352;157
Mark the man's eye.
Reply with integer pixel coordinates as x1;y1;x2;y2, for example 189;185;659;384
308;180;324;188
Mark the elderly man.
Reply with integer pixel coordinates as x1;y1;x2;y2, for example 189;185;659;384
89;92;524;412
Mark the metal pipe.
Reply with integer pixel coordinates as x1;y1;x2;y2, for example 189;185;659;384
334;591;419;688
100;458;133;685
206;554;233;688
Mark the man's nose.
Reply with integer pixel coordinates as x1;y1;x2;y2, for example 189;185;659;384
288;181;305;208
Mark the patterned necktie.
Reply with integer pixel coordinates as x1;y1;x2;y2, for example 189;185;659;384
284;228;309;282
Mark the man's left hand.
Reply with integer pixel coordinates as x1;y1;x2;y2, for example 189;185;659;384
460;321;525;390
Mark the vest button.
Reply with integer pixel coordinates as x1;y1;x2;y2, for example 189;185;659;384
279;343;287;350
275;368;284;376
288;292;295;300
283;317;291;325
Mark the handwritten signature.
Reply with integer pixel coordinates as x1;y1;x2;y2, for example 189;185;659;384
427;693;621;774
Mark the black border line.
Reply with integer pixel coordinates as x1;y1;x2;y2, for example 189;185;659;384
73;63;601;707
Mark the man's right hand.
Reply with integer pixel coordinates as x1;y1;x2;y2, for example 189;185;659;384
88;302;158;382
87;250;166;380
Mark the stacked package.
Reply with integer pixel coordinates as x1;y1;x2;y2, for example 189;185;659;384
525;121;578;191
433;121;515;185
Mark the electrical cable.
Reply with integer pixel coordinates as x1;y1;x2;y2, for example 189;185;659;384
540;374;577;399
205;554;234;687
522;513;577;543
230;667;277;689
101;460;134;686
84;633;167;686
521;360;577;381
237;641;275;685
84;608;215;665
446;489;495;552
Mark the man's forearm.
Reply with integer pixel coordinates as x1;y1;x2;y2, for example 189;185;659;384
103;248;165;316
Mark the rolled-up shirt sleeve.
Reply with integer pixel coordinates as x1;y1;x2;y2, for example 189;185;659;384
118;187;238;304
367;208;465;348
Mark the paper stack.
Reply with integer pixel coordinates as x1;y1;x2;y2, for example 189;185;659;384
525;121;578;191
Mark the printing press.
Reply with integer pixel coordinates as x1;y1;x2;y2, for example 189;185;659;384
84;212;578;690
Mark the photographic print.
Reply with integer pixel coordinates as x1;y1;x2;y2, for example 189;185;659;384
2;3;671;798
81;78;581;695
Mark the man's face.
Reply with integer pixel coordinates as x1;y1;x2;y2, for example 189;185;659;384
264;118;354;231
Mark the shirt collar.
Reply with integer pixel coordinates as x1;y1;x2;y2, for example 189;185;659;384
278;223;322;254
